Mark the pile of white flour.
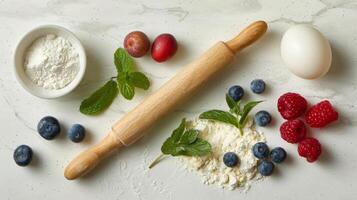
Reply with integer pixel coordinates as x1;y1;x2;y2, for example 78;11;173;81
180;119;266;191
24;34;79;90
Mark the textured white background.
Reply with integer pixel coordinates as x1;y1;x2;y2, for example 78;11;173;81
1;0;357;199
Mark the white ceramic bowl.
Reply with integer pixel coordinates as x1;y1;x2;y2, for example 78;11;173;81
14;25;86;99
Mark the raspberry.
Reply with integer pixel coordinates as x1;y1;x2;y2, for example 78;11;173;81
277;92;307;119
280;119;306;143
298;137;322;162
305;100;338;128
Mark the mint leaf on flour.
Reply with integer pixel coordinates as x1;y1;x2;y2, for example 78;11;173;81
80;80;118;115
181;138;211;156
161;137;183;156
239;101;263;126
199;94;262;135
226;93;236;110
171;118;186;142
199;110;238;127
181;129;199;144
226;94;241;115
149;118;211;169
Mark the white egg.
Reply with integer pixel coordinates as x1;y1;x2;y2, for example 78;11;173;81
281;25;332;79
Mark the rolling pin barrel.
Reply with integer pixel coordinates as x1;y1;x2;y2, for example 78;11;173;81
64;21;268;180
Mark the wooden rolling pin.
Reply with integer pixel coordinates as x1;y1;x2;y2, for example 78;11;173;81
64;21;268;180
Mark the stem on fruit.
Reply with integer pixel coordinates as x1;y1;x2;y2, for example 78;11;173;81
148;154;167;169
110;76;118;80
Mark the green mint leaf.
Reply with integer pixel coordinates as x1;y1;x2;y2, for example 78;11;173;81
225;94;242;115
159;119;211;158
117;72;128;85
161;137;186;156
119;82;135;100
80;80;118;115
128;72;150;90
161;138;176;155
117;72;135;99
172;118;186;142
161;138;211;157
181;130;199;144
114;48;134;73
181;138;211;156
226;94;236;110
234;100;241;115
239;100;263;125
199;110;238;127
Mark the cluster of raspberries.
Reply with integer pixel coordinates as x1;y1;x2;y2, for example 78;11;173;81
277;93;338;162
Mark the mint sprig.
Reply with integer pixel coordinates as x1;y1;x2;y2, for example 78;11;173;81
149;118;211;169
80;80;118;115
80;48;150;115
199;94;262;135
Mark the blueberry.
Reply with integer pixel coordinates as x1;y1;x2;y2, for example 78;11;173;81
252;142;269;159
37;116;61;140
68;124;86;143
223;152;239;167
250;79;266;94
258;160;275;176
228;85;244;102
270;147;287;163
255;110;272;127
13;145;33;166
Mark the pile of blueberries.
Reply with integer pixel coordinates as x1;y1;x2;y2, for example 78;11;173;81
222;143;287;176
13;116;86;167
253;142;287;176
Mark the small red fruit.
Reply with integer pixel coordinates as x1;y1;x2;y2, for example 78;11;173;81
298;137;322;162
151;33;177;62
305;100;338;128
277;92;308;120
280;119;307;143
124;31;150;58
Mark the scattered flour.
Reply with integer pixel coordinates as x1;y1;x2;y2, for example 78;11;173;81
179;119;266;191
24;34;79;90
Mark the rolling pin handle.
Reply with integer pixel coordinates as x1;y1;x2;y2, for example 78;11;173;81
64;133;123;180
225;20;268;54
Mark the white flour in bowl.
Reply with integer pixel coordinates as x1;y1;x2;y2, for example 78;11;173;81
179;119;266;191
24;34;79;90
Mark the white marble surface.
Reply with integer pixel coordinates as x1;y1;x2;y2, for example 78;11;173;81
1;0;357;199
